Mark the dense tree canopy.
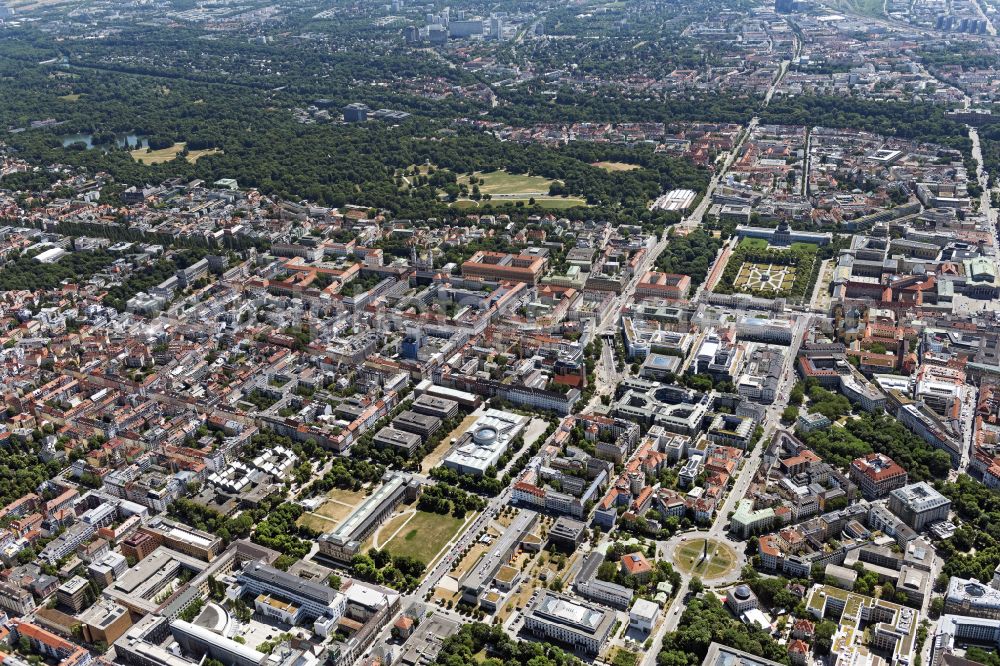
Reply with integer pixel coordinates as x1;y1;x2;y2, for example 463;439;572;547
658;594;789;666
801;413;952;480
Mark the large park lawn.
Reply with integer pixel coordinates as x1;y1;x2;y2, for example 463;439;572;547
471;170;558;195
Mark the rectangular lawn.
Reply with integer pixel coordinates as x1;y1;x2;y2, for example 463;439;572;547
382;510;467;565
738;237;769;250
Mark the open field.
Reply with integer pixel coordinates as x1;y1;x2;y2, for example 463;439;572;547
367;508;414;551
314;489;366;521
401;166;585;209
296;486;368;533
312;497;359;523
592;161;640;172
325;487;368;505
130;142;222;165
297;511;337;533
58;94;82;102
469;170;558;195
186;148;222;163
734;261;797;293
454;170;586;209
395;163;436;191
131;143;185;165
381;510;467;565
672;538;738;578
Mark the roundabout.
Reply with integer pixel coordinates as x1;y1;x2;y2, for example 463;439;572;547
669;536;739;580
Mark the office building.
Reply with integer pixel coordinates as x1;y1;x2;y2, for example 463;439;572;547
523;591;616;655
629;598;660;633
170;619;265;666
88;551;129;586
449;19;484;37
490;16;504;40
79;599;133;645
806;585;918;666
122;531;159;563
138;517;222;562
460;510;537;605
373;427;423;456
57;576;90;613
392;410;442;441
932;615;1000;666
897;403;963;466
411;394;459;420
237;560;346;636
636;271;691;300
702;643;785;666
888;482;952;531
574;553;633;609
707;413;755;449
343;103;369;122
547;517;586;552
730;499;776;538
689;329;744;381
103;547;208;616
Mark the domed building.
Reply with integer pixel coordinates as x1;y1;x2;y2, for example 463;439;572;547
442;408;529;476
726;584;759;614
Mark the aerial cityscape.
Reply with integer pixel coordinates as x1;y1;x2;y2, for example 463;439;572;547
1;1;1000;666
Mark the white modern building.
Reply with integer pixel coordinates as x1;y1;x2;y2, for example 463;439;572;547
237;560;346;637
523;591;616;655
944;576;1000;619
443;409;528;476
629;598;660;633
